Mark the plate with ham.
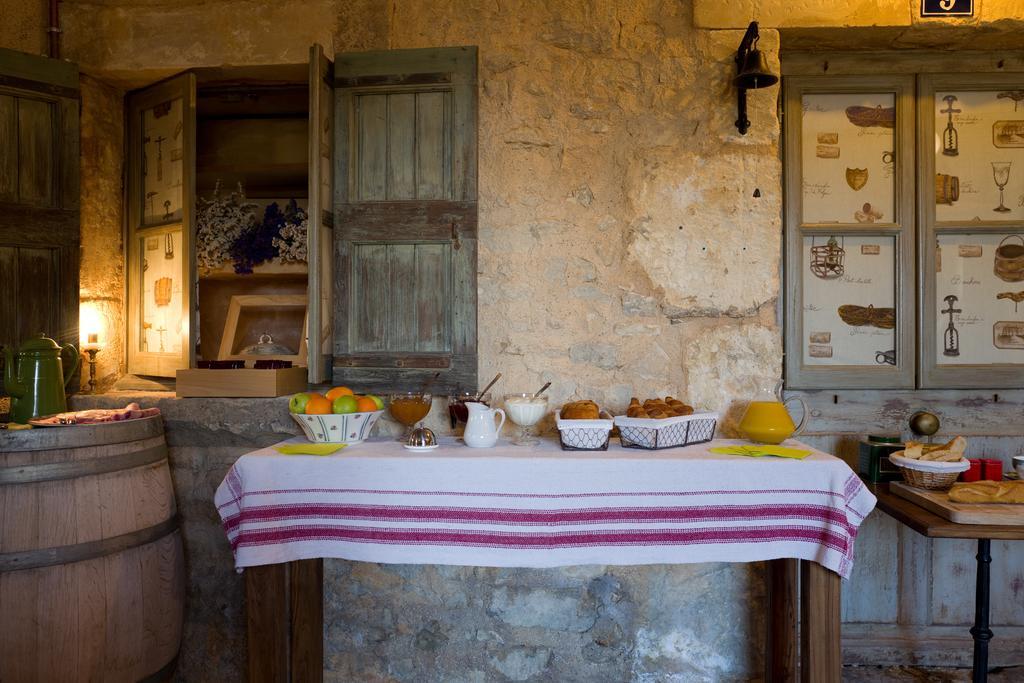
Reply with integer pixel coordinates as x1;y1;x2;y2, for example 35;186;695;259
28;402;161;427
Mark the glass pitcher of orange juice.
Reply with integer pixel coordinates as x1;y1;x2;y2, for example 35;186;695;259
738;378;807;445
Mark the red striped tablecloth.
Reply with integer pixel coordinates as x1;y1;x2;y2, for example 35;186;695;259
215;437;876;578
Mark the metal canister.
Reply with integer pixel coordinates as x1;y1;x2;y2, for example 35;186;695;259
858;433;904;482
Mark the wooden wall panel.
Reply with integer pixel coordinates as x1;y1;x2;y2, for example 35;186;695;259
387;244;417;350
356;94;387;201
16;98;55;206
0;94;16;201
15;247;58;338
415;91;448;200
352;244;388;351
386;93;416;200
415;243;447;352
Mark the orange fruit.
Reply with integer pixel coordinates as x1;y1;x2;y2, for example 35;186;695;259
325;386;355;401
305;396;333;414
355;396;378;413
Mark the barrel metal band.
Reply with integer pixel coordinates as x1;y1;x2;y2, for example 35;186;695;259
0;444;167;484
0;515;180;572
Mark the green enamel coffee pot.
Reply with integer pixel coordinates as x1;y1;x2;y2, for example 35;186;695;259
4;333;80;423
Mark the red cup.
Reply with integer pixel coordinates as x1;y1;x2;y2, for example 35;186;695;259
981;458;1003;481
960;459;982;482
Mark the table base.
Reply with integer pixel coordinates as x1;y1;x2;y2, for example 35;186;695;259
243;558;840;683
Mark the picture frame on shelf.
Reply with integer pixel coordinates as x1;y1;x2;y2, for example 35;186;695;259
217;294;308;365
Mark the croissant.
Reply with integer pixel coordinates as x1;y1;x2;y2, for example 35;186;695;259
561;400;600;420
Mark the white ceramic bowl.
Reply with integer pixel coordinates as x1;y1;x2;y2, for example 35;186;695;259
291;410;384;444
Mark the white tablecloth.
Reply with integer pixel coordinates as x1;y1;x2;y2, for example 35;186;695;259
215;437;875;578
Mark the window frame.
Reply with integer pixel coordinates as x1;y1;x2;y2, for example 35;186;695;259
918;72;1024;388
783;74;917;389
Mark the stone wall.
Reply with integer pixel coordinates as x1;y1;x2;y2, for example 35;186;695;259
55;0;784;423
78;75;126;391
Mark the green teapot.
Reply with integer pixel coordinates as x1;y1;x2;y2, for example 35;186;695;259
4;333;81;423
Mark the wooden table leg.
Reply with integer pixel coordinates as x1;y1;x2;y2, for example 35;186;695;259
246;563;289;683
800;560;841;683
767;559;798;683
245;560;324;683
290;559;324;683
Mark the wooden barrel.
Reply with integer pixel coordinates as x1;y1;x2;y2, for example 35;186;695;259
0;416;184;682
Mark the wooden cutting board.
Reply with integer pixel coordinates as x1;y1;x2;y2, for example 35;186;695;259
891;482;1024;526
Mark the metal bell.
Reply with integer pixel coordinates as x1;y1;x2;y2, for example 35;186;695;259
733;49;778;90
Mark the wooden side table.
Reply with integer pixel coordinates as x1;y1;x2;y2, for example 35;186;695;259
869;483;1024;683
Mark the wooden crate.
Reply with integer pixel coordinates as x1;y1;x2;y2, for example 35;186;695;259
175;366;307;397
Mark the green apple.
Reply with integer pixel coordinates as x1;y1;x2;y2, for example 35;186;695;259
366;394;384;410
289;392;311;414
332;394;358;414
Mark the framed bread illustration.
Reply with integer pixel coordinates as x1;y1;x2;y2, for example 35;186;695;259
800;92;896;225
802;235;897;366
934;90;1024;222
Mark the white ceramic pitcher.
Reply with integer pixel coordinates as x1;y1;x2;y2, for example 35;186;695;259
463;401;506;448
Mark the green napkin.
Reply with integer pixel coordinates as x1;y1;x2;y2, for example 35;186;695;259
275;443;347;456
710;445;812;460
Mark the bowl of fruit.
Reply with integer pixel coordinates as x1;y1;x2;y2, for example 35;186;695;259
289;387;385;444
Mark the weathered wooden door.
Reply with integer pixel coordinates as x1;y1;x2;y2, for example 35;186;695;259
333;47;478;394
307;44;334;384
125;73;196;376
0;48;80;375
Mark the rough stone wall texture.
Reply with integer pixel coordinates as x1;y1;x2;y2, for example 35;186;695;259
78;74;126;391
0;0;47;56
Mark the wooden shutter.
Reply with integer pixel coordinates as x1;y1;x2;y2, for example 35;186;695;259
0;48;80;373
307;44;334;384
333;47;478;394
126;74;196;376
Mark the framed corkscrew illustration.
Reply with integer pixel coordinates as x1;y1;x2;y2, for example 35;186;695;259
920;73;1024;388
784;75;917;389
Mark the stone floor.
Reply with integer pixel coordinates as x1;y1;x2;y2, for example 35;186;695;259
844;665;1023;682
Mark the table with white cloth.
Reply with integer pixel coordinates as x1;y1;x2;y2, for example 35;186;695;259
216;436;876;683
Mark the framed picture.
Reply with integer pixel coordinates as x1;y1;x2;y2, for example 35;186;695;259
920;74;1024;387
784;75;916;388
925;74;1024;387
126;72;196;376
140;97;185;227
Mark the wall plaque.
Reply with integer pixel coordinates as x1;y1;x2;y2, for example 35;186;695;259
921;0;973;18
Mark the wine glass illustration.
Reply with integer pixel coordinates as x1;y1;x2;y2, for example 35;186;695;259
992;161;1012;213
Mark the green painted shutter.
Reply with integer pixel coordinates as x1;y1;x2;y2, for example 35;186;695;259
333;47;477;394
0;48;80;382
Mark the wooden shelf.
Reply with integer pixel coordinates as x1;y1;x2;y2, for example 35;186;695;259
199;260;308;280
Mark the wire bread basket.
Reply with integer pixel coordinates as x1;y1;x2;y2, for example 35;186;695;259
555;412;614;451
614;412;718;450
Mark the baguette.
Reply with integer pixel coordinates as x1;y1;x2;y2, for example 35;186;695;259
948;480;1024;505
